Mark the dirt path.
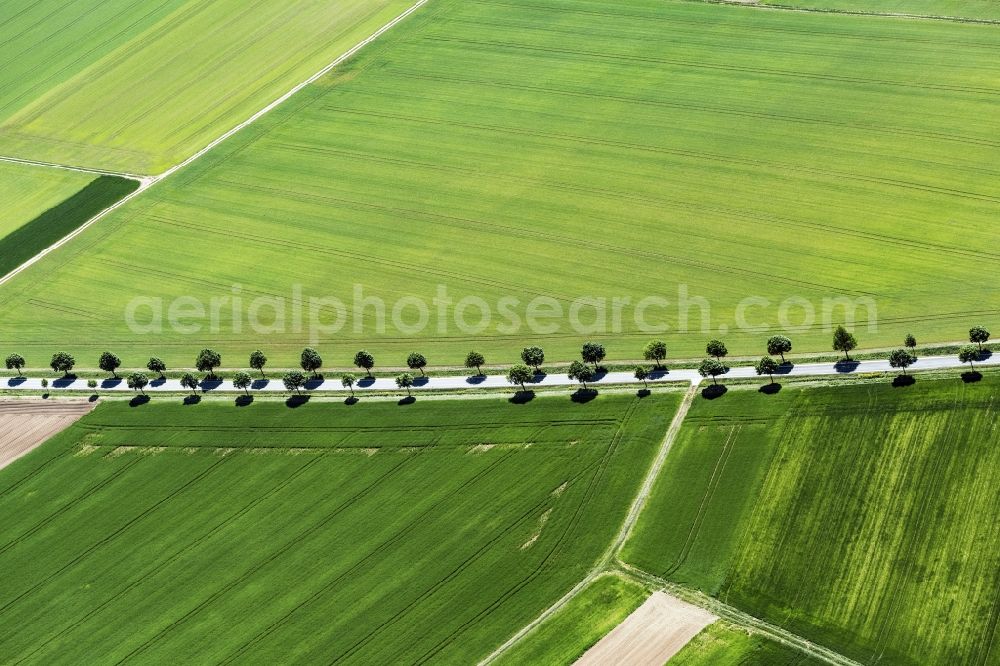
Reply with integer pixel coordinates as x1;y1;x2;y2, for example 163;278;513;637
574;591;716;665
0;0;428;288
0;400;95;470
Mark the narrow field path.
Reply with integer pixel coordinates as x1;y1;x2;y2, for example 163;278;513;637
0;0;429;289
0;155;145;181
0;400;95;470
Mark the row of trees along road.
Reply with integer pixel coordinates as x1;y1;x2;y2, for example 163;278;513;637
2;326;994;396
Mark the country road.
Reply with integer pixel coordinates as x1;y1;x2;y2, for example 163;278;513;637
4;350;994;395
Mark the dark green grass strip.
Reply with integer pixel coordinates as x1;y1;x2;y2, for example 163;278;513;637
0;175;139;277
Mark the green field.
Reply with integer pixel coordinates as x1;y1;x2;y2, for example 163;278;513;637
0;0;414;173
623;376;1000;664
0;163;93;241
495;574;649;665
762;0;1000;20
669;622;824;665
0;0;997;369
0;173;138;278
0;392;677;663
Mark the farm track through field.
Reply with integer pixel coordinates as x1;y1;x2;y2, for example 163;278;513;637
0;0;430;289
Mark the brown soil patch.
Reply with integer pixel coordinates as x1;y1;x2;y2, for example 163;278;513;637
0;400;95;470
575;592;716;666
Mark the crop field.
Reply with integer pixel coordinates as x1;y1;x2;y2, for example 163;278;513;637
761;0;1000;20
494;574;649;665
623;376;1000;664
669;622;824;666
0;0;998;369
0;392;677;663
0;0;415;173
0;162;93;242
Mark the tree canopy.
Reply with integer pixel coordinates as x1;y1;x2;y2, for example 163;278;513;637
520;346;545;371
832;326;857;359
643;340;667;367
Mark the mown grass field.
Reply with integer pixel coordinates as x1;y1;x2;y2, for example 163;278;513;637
0;0;997;369
669;622;824;666
0;0;414;173
0;392;677;663
762;0;1000;20
494;573;649;665
623;375;1000;664
0;162;93;241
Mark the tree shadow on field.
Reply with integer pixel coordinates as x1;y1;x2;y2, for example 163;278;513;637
88;394;99;402
892;375;916;388
571;389;598;404
235;395;254;407
962;371;983;384
509;390;535;404
759;383;782;395
701;384;728;400
637;388;651;398
398;396;416;406
183;394;202;405
129;395;150;408
7;377;25;387
286;394;311;408
834;360;859;374
466;375;486;385
344;396;359;406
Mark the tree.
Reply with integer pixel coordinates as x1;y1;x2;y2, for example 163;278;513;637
126;372;149;395
50;351;75;377
521;346;545;372
581;342;606;370
180;373;199;395
887;348;917;376
146;357;167;379
283;371;306;394
634;365;649;388
643;340;667;369
196;349;221;379
249;350;267;378
958;344;980;370
568;360;595;390
354;350;375;377
465;351;485;376
705;339;728;361
341;373;357;396
233;371;253;395
755;355;779;384
407;352;427;376
969;325;991;351
507;363;533;392
300;347;323;378
698;358;727;385
5;353;25;376
395;373;414;396
99;352;121;379
832;325;857;360
904;334;917;349
766;335;792;363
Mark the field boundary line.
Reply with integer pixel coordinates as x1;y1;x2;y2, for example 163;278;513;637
705;0;1000;25
0;0;430;291
0;155;146;180
617;563;865;666
478;385;699;665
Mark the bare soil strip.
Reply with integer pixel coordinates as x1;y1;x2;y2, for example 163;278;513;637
574;591;716;665
0;400;95;470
